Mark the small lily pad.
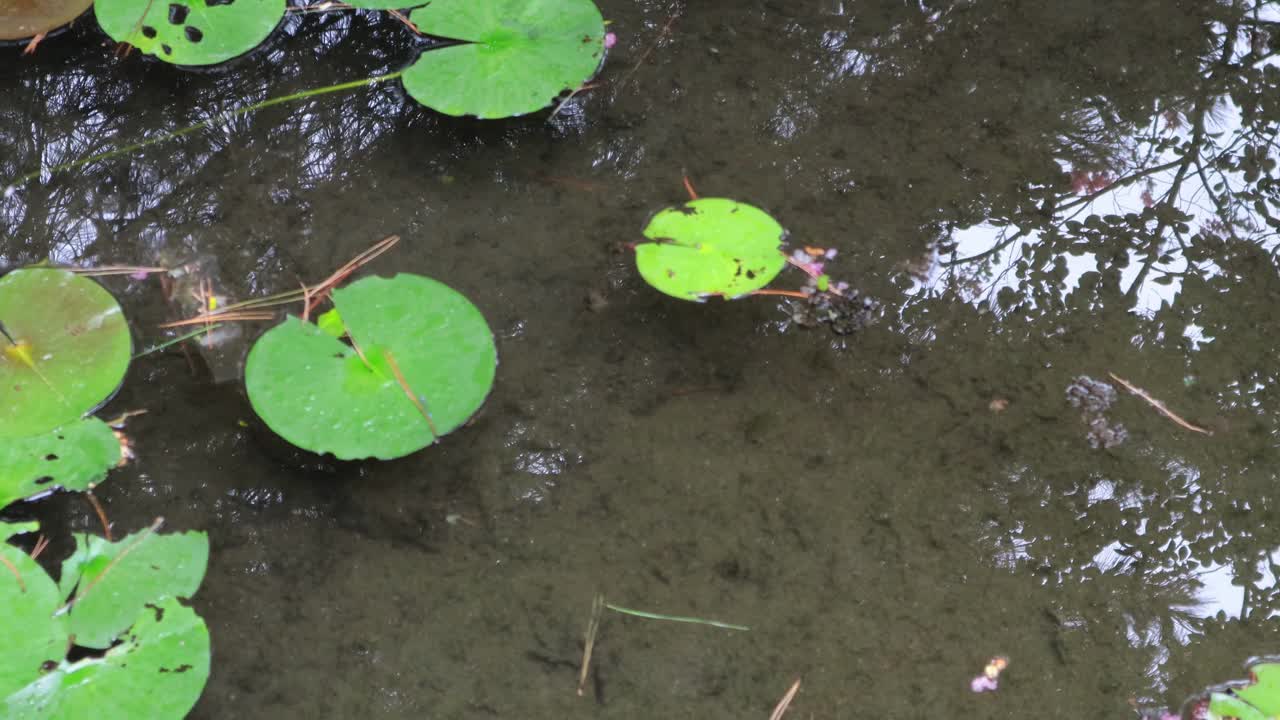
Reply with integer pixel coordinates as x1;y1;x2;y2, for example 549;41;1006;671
402;0;606;118
58;528;209;649
0;418;121;511
244;274;497;460
1210;661;1280;720
94;0;284;66
0;0;94;41
636;198;788;300
0;269;131;440
1;522;210;720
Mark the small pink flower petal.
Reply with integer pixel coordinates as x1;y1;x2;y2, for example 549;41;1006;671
970;675;999;693
604;32;617;49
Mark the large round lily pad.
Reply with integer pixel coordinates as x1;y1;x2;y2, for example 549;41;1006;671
0;418;121;511
244;274;497;460
94;0;284;66
0;0;94;41
402;0;606;118
0;269;131;440
636;198;788;300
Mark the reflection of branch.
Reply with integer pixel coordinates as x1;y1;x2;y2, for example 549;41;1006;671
1124;12;1241;301
1108;372;1212;436
941;226;1029;267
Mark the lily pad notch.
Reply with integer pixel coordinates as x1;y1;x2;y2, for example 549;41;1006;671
244;273;497;460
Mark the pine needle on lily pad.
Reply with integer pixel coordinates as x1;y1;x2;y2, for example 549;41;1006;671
0;0;93;41
402;0;607;118
244;273;497;460
636;198;788;301
94;0;285;66
0;417;121;511
0;269;131;440
0;520;211;719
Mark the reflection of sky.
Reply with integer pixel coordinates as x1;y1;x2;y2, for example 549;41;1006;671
939;11;1280;667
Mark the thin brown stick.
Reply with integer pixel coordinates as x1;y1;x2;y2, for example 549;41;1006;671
1108;372;1213;436
29;535;49;561
57;517;164;615
104;409;147;428
768;678;801;720
70;265;168;277
387;8;422;34
683;175;699;200
84;489;113;541
0;554;24;592
749;289;810;299
384;349;440;439
157;311;276;328
577;593;605;697
300;281;313;323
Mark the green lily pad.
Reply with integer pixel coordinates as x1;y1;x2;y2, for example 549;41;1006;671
0;0;94;41
58;528;209;649
0;418;121;511
5;597;210;720
0;269;131;440
636;198;788;301
0;535;68;700
1209;661;1280;720
402;0;606;118
244;274;497;460
2;522;210;720
94;0;284;66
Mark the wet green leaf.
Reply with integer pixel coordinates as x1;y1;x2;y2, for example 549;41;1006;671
402;0;606;118
636;198;788;300
4;598;210;720
0;0;93;41
244;274;497;459
2;521;210;719
0;539;67;700
0;269;131;439
58;528;209;650
1208;661;1280;720
0;418;121;511
94;0;284;66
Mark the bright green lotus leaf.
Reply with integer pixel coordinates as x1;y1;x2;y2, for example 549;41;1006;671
244;274;497;460
0;537;68;700
402;0;606;118
94;0;284;66
1237;664;1280;715
0;269;131;439
58;529;208;650
0;0;94;40
0;418;121;511
5;597;210;720
1209;691;1270;720
636;198;788;301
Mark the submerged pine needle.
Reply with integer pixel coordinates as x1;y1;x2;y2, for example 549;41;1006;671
577;593;604;697
769;679;802;720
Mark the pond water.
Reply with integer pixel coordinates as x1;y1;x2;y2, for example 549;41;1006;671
4;1;1280;718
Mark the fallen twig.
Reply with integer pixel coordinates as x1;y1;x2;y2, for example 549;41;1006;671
1108;372;1213;436
604;601;749;631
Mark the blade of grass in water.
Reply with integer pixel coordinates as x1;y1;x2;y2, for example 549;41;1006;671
133;325;221;359
603;602;749;631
